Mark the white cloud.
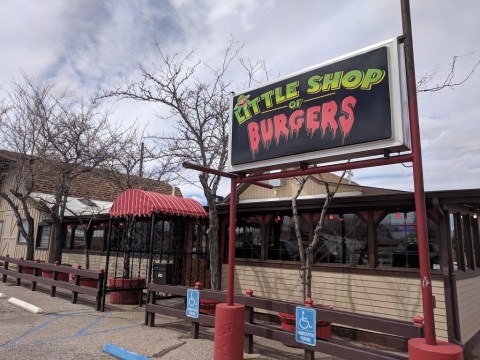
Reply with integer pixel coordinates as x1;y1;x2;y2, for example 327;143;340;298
1;0;479;201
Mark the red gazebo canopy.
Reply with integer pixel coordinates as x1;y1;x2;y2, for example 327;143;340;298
109;188;208;218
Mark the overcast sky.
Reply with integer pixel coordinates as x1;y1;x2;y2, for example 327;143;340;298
1;0;479;202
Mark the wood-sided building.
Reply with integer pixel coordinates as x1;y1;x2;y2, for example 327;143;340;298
216;175;480;352
0;149;179;267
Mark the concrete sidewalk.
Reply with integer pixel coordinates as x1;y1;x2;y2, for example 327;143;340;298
0;281;337;359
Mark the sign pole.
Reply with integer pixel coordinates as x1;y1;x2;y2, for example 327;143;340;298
400;0;436;346
401;0;463;358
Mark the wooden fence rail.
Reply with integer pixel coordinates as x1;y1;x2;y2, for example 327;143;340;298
146;283;423;360
0;255;104;311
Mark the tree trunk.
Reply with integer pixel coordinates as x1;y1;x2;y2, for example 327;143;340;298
207;203;221;290
53;221;64;263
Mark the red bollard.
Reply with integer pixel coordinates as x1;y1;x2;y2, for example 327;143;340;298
214;303;245;360
408;315;463;359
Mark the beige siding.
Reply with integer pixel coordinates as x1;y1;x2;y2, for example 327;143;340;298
61;253;107;271
0;172;52;261
239;176;358;202
457;277;480;343
222;264;448;340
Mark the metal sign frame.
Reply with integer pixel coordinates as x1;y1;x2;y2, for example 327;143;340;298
228;38;410;173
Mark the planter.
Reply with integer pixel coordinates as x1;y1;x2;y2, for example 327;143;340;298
21;266;36;275
41;269;70;282
70;275;99;288
108;277;146;304
199;298;218;315
20;260;45;275
278;304;333;340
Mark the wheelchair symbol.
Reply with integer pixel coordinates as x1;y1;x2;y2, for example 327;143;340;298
298;310;313;330
188;294;198;307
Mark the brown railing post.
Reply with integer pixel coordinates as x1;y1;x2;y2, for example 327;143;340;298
146;287;156;327
190;282;201;339
50;261;60;297
16;257;24;286
72;264;81;304
96;269;105;311
244;289;254;354
31;259;42;291
304;298;315;360
2;255;10;283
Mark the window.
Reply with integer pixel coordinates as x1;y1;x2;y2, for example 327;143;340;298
0;220;4;238
317;213;368;265
72;225;85;249
449;213;461;270
267;215;309;261
377;212;439;269
17;219;29;244
235;217;261;260
36;224;51;248
63;223;106;251
90;225;105;251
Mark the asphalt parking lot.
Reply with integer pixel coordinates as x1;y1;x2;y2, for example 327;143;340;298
0;281;216;360
0;281;335;360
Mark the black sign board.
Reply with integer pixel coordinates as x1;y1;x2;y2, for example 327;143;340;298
228;39;409;172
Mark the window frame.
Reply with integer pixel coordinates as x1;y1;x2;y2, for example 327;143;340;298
17;219;29;244
36;222;52;249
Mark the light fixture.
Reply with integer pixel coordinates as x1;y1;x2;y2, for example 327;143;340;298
329;214;334;220
474;213;478;219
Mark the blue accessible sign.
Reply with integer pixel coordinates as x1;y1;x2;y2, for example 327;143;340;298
295;306;316;346
186;288;200;318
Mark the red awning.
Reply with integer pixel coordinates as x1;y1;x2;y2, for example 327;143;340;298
109;189;208;219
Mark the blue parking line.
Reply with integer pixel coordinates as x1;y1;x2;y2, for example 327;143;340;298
55;310;96;316
1;317;57;348
75;316;104;336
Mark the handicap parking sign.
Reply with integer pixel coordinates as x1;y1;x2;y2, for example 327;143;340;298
295;306;316;346
186;289;200;318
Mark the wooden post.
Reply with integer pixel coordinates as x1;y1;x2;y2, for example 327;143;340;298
16;257;23;286
51;261;59;297
304;298;315;360
96;269;105;311
244;289;254;354
2;255;8;283
31;259;42;291
72;264;81;304
146;289;156;327
191;282;201;339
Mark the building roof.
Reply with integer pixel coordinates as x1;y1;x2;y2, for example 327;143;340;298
0;149;181;202
109;189;208;218
31;192;112;217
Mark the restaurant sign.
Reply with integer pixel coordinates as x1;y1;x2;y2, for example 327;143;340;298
228;38;410;172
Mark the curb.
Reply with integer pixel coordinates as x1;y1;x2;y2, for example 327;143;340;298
103;343;150;360
8;297;44;314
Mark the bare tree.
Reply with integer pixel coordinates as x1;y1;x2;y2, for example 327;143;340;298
292;173;347;301
417;52;480;93
40;98;118;262
102;124;180;189
98;38;266;290
0;74;118;262
0;75;55;260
